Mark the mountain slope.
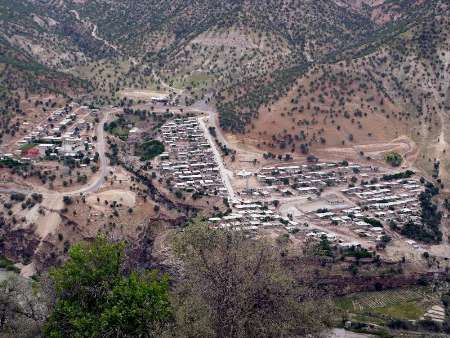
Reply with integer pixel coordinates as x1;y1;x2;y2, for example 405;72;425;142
215;0;443;133
233;1;450;180
0;0;438;103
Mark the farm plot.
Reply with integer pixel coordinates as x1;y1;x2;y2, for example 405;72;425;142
336;286;440;321
351;288;429;311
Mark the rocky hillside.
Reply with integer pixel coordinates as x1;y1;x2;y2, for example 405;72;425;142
1;0;448;154
227;1;450;181
0;1;94;117
0;0;431;100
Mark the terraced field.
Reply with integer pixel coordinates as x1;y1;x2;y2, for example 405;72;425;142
336;286;442;321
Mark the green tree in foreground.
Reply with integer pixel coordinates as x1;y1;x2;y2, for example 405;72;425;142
43;236;171;337
171;223;335;338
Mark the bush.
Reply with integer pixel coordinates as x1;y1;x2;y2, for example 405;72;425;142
31;193;43;203
382;170;414;181
388;319;413;330
399;184;442;243
10;192;26;202
63;196;73;205
417;319;442;332
385;152;403;167
363;217;382;227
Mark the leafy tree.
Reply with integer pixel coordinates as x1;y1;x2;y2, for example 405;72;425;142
43;236;171;337
136;140;165;161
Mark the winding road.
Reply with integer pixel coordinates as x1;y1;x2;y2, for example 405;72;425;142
70;10;120;54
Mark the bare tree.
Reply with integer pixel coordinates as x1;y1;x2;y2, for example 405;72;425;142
171;223;335;338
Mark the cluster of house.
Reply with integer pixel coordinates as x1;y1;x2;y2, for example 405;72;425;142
208;200;298;231
158;118;228;196
304;230;362;249
12;105;96;163
238;162;378;199
308;177;424;244
341;179;423;223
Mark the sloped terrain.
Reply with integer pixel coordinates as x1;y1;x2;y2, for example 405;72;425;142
0;0;439;106
0;37;90;135
0;0;448;182
0;1;94;121
238;3;450;180
216;0;442;132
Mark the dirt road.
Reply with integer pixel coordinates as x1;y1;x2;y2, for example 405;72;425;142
69;110;110;195
70;10;120;53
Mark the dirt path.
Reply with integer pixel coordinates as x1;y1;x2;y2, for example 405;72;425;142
70;10;120;53
152;70;184;95
328;329;374;338
319;135;417;164
37;194;63;239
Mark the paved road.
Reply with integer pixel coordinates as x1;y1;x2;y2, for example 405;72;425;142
186;91;232;151
198;116;236;202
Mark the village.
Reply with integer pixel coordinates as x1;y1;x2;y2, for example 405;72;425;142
152;114;439;261
158;117;228;197
0;98;445;263
0;103;98;170
230;161;427;249
227;163;426;255
8;104;98;164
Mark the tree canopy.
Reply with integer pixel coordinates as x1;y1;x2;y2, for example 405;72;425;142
43;236;172;337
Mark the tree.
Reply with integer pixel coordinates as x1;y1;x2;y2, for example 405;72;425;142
385;152;403;167
171;223;334;338
62;196;73;205
43;236;172;337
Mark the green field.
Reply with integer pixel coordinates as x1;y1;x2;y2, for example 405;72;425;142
335;286;439;323
372;302;423;320
166;71;211;90
20;143;37;151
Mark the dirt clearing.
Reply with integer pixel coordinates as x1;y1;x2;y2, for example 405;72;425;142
86;189;136;208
